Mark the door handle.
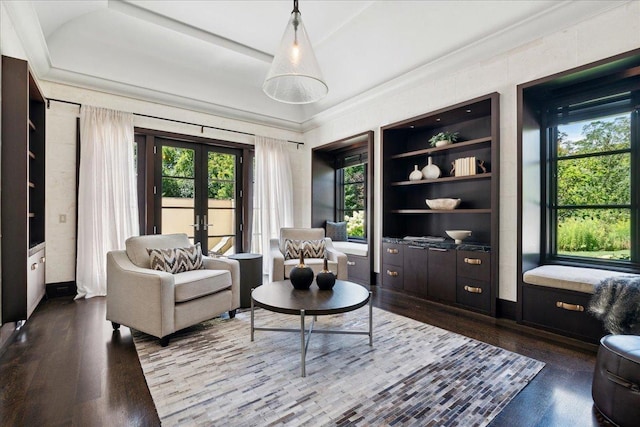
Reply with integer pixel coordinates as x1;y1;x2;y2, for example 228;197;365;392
190;214;200;231
203;215;214;231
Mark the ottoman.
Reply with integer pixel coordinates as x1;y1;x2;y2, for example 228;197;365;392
592;335;640;427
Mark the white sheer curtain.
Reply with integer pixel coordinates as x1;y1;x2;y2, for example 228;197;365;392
76;106;139;299
251;136;294;275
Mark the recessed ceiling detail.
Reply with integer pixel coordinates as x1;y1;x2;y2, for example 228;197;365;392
5;0;627;130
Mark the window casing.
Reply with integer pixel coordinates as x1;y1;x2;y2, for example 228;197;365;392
543;90;639;269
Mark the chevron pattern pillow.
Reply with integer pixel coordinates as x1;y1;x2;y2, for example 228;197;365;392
284;239;326;260
147;243;204;274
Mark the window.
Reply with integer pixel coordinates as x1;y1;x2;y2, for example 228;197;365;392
336;152;367;240
545;92;638;267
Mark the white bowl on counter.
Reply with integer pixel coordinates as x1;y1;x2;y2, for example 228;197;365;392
445;230;472;244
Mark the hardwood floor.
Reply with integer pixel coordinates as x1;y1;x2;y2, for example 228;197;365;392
0;286;611;426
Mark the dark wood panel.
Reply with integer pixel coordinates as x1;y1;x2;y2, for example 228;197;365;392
457;250;490;280
427;248;456;302
311;150;335;228
402;245;428;297
521;284;607;344
381;263;403;290
456;277;491;313
382;242;403;267
346;254;370;284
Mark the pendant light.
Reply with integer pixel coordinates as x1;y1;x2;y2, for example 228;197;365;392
263;0;328;104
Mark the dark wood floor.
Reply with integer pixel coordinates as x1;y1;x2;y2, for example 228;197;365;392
0;286;610;426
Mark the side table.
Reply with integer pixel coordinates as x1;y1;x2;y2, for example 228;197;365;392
227;253;263;308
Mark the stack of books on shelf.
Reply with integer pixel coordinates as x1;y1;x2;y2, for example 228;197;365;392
454;156;476;177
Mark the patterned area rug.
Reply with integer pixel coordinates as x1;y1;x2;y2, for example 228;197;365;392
133;307;544;426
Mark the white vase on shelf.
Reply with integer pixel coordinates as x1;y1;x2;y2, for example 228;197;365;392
409;165;423;181
421;157;441;179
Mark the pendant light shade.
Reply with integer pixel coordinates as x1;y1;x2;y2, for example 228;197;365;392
263;0;328;104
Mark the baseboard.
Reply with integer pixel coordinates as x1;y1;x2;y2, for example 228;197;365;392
497;299;516;320
46;281;77;298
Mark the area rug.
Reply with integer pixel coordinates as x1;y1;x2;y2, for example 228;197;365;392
133;307;545;426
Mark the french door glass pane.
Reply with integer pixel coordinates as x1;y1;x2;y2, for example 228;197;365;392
207;152;236;255
161;146;196;241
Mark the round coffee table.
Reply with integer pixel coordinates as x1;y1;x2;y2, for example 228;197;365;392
251;280;373;377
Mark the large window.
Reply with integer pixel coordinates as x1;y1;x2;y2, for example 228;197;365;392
545;92;638;267
336;152;367;239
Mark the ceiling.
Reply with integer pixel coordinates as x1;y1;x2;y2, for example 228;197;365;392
5;0;627;130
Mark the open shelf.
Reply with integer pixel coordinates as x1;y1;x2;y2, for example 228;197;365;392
391;172;492;186
391;209;492;214
390;137;491;160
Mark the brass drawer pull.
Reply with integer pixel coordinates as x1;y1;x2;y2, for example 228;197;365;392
31;263;38;270
347;261;356;266
464;285;482;294
464;258;482;265
40;257;46;263
386;270;399;277
386;248;399;254
428;247;447;252
556;301;584;312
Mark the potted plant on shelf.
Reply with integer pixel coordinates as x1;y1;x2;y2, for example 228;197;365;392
429;131;459;147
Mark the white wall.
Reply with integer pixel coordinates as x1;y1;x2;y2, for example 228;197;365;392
302;1;640;302
42;81;304;283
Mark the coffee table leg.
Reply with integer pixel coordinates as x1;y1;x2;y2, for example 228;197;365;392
300;309;306;377
250;288;255;342
369;291;373;346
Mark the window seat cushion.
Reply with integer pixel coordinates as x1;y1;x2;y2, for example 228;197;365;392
332;241;368;257
523;265;633;294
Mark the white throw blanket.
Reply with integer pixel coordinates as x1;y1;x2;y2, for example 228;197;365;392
589;276;640;334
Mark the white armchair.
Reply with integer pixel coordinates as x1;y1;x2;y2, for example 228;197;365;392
106;233;240;346
270;227;348;282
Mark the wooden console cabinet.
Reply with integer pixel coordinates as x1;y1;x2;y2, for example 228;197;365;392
1;56;46;323
381;93;499;316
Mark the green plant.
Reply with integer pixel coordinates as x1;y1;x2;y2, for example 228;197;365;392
345;210;365;238
429;131;459;147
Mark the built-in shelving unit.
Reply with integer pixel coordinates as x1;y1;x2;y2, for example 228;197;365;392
2;55;46;323
381;93;499;316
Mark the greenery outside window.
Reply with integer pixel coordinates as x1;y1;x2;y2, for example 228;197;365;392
336;152;367;239
546;92;638;267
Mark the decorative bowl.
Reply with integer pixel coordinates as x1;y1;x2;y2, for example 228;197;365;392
425;198;461;210
446;230;472;244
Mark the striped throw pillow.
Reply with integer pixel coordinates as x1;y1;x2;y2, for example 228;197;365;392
147;243;204;274
284;239;326;260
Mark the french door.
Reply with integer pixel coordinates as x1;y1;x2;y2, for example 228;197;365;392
154;138;242;255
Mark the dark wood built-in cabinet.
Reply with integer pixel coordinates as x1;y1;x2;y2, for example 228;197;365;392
1;56;46;323
381;93;499;316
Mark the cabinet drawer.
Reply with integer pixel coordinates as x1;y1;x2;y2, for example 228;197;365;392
347;254;369;284
382;242;403;267
457;251;490;280
456;277;491;313
382;263;403;290
522;284;606;343
27;249;46;318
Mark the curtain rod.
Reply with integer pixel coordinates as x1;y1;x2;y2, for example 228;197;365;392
46;98;304;147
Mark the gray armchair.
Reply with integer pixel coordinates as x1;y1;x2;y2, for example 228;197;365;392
106;233;240;346
270;227;348;282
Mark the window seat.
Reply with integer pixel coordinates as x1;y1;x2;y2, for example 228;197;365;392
519;265;640;343
522;265;632;294
332;241;368;257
